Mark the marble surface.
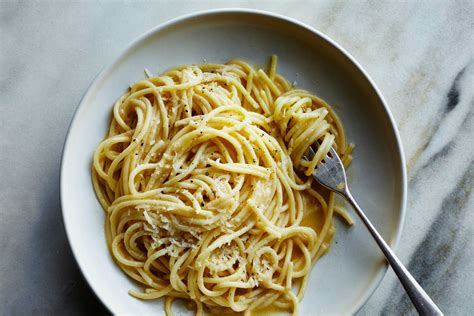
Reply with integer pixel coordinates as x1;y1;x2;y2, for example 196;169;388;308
0;1;472;315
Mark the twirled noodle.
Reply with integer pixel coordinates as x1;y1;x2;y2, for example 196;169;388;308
92;56;353;315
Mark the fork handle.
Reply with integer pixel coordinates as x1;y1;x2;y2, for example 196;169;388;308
343;189;443;316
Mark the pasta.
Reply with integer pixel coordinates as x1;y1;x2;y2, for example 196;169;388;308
92;56;353;315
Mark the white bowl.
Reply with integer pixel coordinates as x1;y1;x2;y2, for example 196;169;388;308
61;9;406;315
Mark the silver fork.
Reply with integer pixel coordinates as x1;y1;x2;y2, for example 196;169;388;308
306;146;443;316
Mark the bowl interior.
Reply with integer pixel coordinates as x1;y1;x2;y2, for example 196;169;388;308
61;10;405;315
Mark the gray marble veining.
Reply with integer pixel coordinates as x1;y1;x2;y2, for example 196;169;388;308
1;1;472;315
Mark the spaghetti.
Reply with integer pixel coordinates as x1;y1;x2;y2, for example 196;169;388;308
92;56;353;315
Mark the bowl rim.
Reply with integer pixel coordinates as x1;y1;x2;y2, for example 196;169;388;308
60;8;407;315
